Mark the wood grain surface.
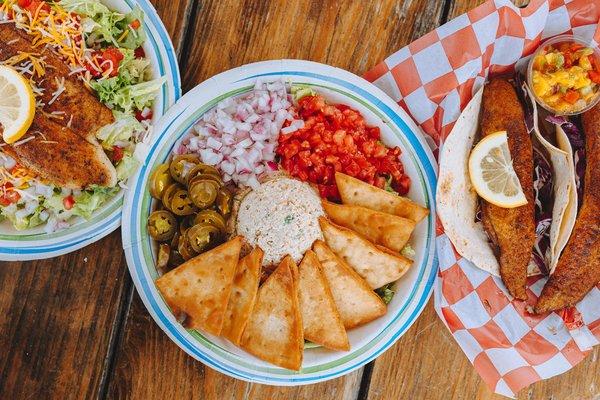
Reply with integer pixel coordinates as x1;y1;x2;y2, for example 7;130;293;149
0;0;598;399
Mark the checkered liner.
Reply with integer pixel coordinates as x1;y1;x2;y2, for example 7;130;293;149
364;0;600;397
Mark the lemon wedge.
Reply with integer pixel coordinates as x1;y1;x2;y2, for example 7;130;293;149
468;131;528;208
0;65;35;144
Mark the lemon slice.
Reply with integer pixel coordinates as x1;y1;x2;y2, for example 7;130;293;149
0;65;35;144
468;131;528;208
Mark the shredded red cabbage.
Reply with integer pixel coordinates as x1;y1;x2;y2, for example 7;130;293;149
516;75;554;275
545;115;586;209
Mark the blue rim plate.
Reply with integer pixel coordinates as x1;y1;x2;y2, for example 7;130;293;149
0;0;181;261
122;60;438;385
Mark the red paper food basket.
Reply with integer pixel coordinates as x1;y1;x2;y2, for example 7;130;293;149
365;0;600;397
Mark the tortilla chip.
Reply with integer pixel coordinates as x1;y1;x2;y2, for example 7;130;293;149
322;200;415;252
240;256;303;370
313;241;386;329
335;172;429;223
298;250;349;351
319;217;412;289
155;236;243;336
221;247;264;345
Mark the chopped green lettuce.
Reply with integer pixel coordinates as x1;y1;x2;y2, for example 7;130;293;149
116;152;139;181
96;112;144;150
91;75;165;115
291;84;316;101
59;0;146;49
376;283;395;305
384;175;395;193
401;244;416;259
72;186;119;219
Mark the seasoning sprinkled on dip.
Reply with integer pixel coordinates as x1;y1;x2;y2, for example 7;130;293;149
236;177;324;266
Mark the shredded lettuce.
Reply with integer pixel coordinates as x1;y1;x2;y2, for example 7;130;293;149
401;244;415;259
59;0;146;49
116;152;139;181
376;283;395;305
91;75;165;115
96;112;144;150
291;84;316;101
72;186;119;219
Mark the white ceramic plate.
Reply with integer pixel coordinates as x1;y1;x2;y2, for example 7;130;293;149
0;0;181;261
122;60;438;385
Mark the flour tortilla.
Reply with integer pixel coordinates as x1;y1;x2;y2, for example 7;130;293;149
222;247;263;345
436;84;578;277
436;88;501;275
155;236;242;335
313;240;386;329
523;83;577;274
298;250;349;351
240;255;303;370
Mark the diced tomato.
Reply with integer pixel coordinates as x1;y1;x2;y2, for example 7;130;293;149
111;146;124;163
63;195;75;210
589;70;600;84
130;19;141;29
101;47;124;77
21;0;50;14
0;183;20;207
564;90;580;104
277;95;410;200
134;46;146;59
135;109;153;121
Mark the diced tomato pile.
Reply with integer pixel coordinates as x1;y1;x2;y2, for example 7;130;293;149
277;95;410;200
0;183;21;207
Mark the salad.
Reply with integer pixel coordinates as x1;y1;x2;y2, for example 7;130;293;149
0;0;165;232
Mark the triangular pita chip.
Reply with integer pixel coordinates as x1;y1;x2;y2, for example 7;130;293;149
240;256;303;370
319;217;412;289
155;236;243;336
335;172;429;223
222;247;264;345
298;250;349;351
313;241;386;329
322;200;416;252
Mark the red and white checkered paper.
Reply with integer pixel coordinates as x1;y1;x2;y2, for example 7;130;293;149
364;0;600;397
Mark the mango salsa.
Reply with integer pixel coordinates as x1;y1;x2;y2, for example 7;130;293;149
531;41;600;114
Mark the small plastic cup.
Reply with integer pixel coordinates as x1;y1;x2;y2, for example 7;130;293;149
527;34;600;116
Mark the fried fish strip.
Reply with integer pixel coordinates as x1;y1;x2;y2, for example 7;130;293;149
0;23;114;143
535;104;600;313
480;78;536;300
3;114;117;189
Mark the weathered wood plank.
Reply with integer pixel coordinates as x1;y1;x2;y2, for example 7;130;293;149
105;1;448;399
149;0;195;57
181;0;448;89
0;232;129;400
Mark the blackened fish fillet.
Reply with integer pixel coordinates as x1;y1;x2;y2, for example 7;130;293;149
535;104;600;313
479;78;536;300
3;114;117;189
0;23;114;143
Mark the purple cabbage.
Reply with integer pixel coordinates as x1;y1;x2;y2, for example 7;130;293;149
545;115;586;209
531;147;554;275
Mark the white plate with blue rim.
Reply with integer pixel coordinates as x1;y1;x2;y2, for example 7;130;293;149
0;0;181;261
122;60;438;385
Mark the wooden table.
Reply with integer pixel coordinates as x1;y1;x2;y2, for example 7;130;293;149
1;1;599;399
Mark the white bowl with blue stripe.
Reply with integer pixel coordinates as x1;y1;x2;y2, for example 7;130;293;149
0;0;181;261
122;60;438;385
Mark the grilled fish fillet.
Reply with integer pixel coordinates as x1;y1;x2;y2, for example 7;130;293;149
480;78;536;300
0;23;114;143
3;114;117;189
535;104;600;313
